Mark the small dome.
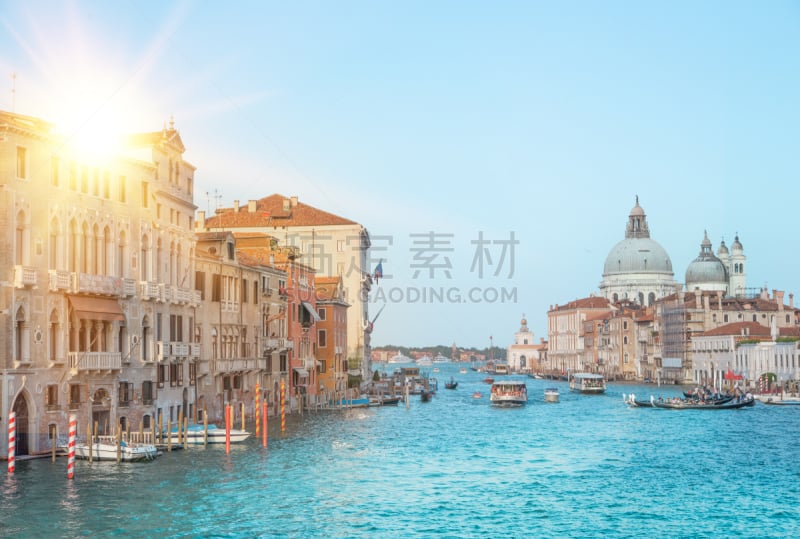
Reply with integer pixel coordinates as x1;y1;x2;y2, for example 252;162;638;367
731;234;743;253
717;239;729;256
685;231;728;289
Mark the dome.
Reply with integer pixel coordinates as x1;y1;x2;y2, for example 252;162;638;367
685;231;728;289
603;237;673;275
717;239;729;256
731;234;743;253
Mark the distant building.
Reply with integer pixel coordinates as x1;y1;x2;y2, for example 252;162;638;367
315;276;350;402
548;296;612;374
506;315;546;373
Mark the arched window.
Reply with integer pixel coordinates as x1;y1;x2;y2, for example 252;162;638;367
15;306;29;363
117;230;126;277
49;217;60;270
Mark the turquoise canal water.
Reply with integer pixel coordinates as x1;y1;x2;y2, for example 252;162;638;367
3;363;800;538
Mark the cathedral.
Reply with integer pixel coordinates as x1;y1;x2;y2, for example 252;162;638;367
600;197;746;303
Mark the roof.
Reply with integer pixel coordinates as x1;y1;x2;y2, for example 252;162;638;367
203;194;357;229
552;296;611;312
701;322;771;338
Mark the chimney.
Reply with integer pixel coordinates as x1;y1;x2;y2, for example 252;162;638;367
291;196;298;207
233;200;240;212
197;210;205;230
248;200;257;213
282;199;291;212
776;290;784;311
790;293;794;309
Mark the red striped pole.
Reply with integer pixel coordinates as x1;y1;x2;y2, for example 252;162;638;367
262;401;267;448
280;379;286;433
67;414;77;479
7;411;16;474
255;383;260;437
225;404;231;454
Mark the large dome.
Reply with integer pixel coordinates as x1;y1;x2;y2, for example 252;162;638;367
603;237;673;275
685;231;728;290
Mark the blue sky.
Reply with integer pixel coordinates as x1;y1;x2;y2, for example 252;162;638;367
2;1;799;349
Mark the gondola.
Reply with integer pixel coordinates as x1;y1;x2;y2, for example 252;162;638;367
444;377;458;389
651;396;755;410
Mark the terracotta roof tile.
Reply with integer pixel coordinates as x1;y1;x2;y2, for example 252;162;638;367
204;194;357;229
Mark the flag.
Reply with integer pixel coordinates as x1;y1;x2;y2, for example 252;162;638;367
373;260;383;283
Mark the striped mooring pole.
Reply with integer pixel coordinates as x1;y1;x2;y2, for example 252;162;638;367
7;411;16;474
67;414;77;479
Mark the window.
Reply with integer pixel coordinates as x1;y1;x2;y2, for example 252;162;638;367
212;274;221;301
189;363;196;386
318;307;327;321
318;329;327;348
118;382;133;406
253;281;258;304
157;364;166;388
46;384;59;410
170;363;180;387
195;271;206;299
623;321;628;330
142;381;154;405
623;336;628;345
51;156;60;187
16;146;27;179
69;384;84;409
119;175;127;202
142;181;149;208
242;279;249;303
337;240;345;252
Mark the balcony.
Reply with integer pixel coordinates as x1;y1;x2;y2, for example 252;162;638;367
68;351;122;372
190;343;201;359
267;338;292;351
140;281;161;301
156;341;169;362
214;357;265;373
73;272;123;296
14;265;38;288
120;278;137;297
49;269;71;291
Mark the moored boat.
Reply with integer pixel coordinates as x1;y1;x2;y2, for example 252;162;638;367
570;373;606;394
490;380;528;407
164;423;251;444
651;395;756;410
70;439;159;461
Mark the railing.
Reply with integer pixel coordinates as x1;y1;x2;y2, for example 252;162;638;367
68;351;122;371
214;358;265;373
267;338;292;350
74;273;123;296
13;265;37;288
121;278;137;297
156;341;169;362
140;281;161;300
49;269;71;291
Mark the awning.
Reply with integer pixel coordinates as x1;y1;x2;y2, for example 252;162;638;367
301;301;322;322
293;367;309;377
68;295;125;322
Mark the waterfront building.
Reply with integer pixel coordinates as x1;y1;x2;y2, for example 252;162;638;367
193;231;290;422
314;276;350;404
547;296;612;374
196;195;373;384
0;110;199;456
506;315;546;373
691;321;800;390
599;197;680;306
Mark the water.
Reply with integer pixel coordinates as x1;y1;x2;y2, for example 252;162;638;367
3;364;800;538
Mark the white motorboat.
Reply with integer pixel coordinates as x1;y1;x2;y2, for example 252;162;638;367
544;387;560;403
70;439;159;461
569;373;606;394
165;424;251;444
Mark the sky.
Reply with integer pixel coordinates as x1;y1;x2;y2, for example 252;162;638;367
2;1;799;349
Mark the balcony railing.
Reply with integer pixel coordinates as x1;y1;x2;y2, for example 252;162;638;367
214;358;265;373
49;269;71;291
68;351;122;372
140;281;161;301
73;273;123;296
14;265;38;288
267;338;293;351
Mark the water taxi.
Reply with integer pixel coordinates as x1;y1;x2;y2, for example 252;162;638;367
490;380;528;407
569;373;606;394
69;438;159;461
544;387;560;403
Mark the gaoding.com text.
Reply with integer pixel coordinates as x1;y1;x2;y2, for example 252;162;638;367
366;286;517;304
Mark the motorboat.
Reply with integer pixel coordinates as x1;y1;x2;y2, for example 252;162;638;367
433;353;450;363
490;380;528;407
70;439;159;462
569;373;606;394
388;353;412;364
164;423;251;444
544;387;560;403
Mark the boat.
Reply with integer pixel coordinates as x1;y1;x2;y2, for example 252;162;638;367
444;377;458;389
472;392;483;399
369;395;402;406
569;373;606;394
493;363;510;375
433;353;449;363
651;395;756;410
483;376;495;384
416;355;432;366
459;367;468;374
761;397;800;406
388;353;412;364
420;389;434;402
164;423;251;444
490;380;528;407
544;387;560;403
70;439;159;461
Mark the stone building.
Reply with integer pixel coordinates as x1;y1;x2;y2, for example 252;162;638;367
1;111;198;455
